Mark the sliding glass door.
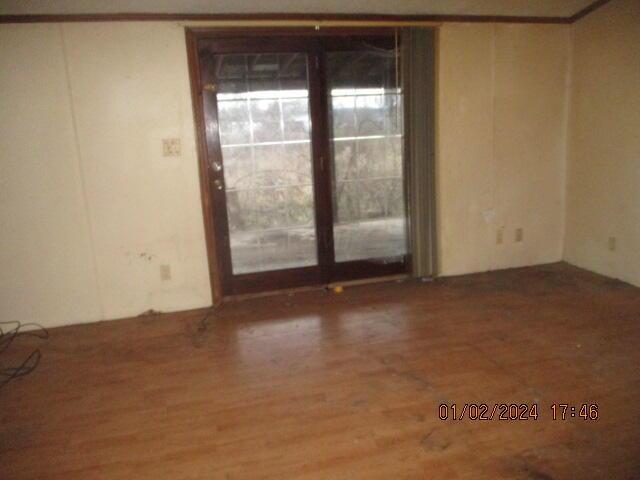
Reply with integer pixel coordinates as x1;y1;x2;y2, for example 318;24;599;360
194;32;408;295
326;41;408;278
215;52;318;275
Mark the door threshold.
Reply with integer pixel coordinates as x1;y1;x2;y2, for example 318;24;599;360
327;274;409;289
221;274;409;304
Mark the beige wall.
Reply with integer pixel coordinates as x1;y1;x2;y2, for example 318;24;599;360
61;23;212;320
0;23;212;327
437;23;570;275
0;25;102;327
564;0;640;287
1;21;571;327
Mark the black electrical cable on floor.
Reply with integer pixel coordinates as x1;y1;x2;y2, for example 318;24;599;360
0;321;49;390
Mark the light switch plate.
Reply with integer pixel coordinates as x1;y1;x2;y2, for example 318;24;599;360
162;138;181;157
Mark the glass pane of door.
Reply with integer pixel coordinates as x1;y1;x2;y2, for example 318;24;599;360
214;52;318;274
327;48;407;263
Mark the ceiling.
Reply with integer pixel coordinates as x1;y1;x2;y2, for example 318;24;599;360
0;0;597;19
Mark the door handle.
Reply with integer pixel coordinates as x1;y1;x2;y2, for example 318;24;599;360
213;179;224;191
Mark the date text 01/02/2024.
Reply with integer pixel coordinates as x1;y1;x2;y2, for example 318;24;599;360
438;404;599;421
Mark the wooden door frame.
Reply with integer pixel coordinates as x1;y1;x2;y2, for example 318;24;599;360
186;27;407;303
186;29;224;305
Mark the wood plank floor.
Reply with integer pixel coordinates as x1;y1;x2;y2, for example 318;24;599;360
2;262;640;479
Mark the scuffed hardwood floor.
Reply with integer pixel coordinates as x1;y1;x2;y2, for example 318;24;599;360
2;263;640;479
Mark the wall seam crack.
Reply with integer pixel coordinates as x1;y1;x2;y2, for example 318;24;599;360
59;24;105;320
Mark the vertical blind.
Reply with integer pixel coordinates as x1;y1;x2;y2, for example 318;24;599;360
402;28;437;278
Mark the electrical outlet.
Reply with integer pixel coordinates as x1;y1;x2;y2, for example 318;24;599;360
160;264;172;281
608;237;617;252
162;138;181;157
496;227;504;245
515;228;524;243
